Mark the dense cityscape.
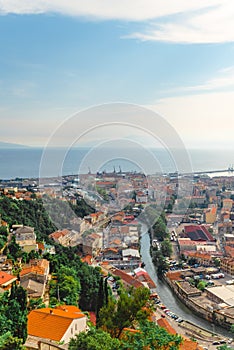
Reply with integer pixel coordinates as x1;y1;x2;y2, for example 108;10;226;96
1;1;234;349
0;169;234;349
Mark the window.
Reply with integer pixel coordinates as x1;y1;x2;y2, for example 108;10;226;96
75;324;77;331
71;327;73;334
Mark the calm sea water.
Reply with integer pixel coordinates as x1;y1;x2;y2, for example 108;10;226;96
0;147;233;179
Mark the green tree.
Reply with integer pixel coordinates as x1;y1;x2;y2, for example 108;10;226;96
230;323;234;334
152;215;169;241
197;281;207;291
96;277;105;327
0;284;28;343
49;266;81;306
98;287;151;338
161;239;173;257
28;298;45;311
152;250;169;278
69;328;120;350
121;320;182;350
0;332;25;350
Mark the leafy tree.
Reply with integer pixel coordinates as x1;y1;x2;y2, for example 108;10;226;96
96;277;105;327
0;225;8;237
161;239;172;257
152;250;169;278
213;258;221;267
197;281;207;291
28;297;45;311
49;266;81;306
0;332;25;350
152;215;169;241
0;284;28;343
68;328;120;350
121;320;182;350
98;287;151;338
230;323;234;334
7;235;22;261
46;246;101;311
217;345;231;350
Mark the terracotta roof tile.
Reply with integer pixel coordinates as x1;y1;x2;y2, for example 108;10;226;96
0;271;17;287
28;306;85;342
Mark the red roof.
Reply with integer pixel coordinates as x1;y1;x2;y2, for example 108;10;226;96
0;271;17;287
28;306;86;342
111;268;144;288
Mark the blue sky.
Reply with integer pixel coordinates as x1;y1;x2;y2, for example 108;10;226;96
0;1;234;149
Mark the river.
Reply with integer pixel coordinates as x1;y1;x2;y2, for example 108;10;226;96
140;224;232;338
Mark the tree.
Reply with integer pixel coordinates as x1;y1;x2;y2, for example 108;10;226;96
152;215;169;241
197;281;207;291
98;287;151;338
68;328;120;350
161;239;172;257
121;320;182;350
230;323;234;334
96;277;105;327
0;332;25;350
152;250;169;278
0;284;28;343
49;266;81;306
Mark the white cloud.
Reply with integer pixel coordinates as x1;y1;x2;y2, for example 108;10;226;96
149;91;234;148
1;1;233;44
0;0;222;21
188;67;234;91
129;1;234;43
164;66;234;94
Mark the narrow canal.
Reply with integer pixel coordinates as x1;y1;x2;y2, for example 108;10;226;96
140;225;232;338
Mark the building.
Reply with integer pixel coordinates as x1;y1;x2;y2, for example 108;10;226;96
223;198;233;211
205;285;234;307
0;271;17;291
204;206;217;224
183;225;215;242
15;226;37;253
220;257;234;275
27;305;87;344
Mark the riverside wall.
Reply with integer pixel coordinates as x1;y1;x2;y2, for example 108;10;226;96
164;274;233;331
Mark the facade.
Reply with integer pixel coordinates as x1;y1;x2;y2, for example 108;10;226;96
27;306;87;344
204;206;217;224
220;257;234;275
15;226;37;253
0;271;17;290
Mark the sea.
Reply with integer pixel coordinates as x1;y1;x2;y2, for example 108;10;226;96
0;147;233;180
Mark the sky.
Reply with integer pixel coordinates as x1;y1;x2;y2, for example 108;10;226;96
0;1;234;149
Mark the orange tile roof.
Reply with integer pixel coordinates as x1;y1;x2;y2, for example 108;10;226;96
28;306;86;342
166;271;182;281
111;268;144;288
157;318;176;335
49;229;70;239
0;271;17;287
20;266;45;277
157;318;203;350
81;255;93;265
37;242;45;251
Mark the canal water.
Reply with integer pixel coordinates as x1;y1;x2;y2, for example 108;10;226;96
140;225;232;338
